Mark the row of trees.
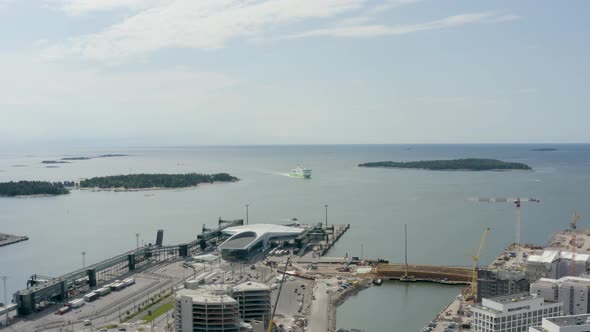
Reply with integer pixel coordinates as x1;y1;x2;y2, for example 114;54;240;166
358;158;532;171
0;181;70;196
79;173;238;189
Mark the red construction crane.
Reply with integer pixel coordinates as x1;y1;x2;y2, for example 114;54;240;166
470;197;540;257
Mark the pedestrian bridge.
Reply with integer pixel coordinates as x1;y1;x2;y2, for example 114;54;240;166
373;264;472;284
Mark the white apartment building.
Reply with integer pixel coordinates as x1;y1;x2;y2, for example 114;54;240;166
531;277;590;315
471;293;562;332
530;314;590;332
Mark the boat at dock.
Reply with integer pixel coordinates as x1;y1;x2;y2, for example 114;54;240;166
373;278;383;286
290;165;311;179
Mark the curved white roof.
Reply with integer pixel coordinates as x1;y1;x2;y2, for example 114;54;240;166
219;224;304;250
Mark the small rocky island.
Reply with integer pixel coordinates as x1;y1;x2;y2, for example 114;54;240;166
79;173;238;190
0;181;73;197
358;158;531;171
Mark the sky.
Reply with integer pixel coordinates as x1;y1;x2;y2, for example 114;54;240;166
0;0;589;146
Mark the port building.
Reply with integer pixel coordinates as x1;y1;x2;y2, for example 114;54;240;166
531;276;590;315
471;293;562;332
218;224;304;261
529;313;590;332
232;282;271;326
526;250;590;282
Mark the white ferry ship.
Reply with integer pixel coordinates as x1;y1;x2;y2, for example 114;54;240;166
290;165;311;179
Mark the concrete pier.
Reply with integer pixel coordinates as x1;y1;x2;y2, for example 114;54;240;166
0;232;28;247
318;224;350;256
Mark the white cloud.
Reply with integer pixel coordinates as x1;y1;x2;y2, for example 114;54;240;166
368;0;421;15
290;11;519;38
50;0;169;15
44;0;366;62
0;54;236;107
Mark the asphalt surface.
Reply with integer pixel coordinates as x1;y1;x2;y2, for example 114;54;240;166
307;281;329;332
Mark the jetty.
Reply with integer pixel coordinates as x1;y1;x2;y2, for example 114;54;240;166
0;232;28;247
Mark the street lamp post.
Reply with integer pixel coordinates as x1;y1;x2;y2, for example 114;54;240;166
81;251;87;268
324;204;328;229
361;243;364;261
245;204;249;225
1;276;8;326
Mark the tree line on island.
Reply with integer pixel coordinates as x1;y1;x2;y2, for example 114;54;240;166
0;173;238;197
79;173;238;189
358;158;532;171
0;181;72;196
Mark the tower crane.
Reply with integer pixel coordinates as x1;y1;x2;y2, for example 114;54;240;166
468;227;490;300
570;213;582;275
268;257;290;332
471;197;540;257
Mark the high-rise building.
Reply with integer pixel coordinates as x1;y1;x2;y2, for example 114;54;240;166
174;287;239;332
477;269;530;303
530;313;590;332
471;293;562;332
530;276;590;315
232;282;271;325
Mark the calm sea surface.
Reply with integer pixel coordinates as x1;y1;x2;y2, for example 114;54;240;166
1;144;590;331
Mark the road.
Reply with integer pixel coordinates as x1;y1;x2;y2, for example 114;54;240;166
307;281;329;332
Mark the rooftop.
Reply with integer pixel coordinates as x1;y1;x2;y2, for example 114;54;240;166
487;292;537;304
546;314;590;327
533;276;590;286
527;249;590;264
232;281;270;292
176;285;235;305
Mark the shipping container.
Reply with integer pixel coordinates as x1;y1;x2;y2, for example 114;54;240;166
97;287;111;296
83;292;99;302
68;299;85;308
111;283;125;291
122;278;135;287
56;306;70;315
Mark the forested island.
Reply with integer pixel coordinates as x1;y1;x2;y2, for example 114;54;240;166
358;158;531;171
0;181;73;197
79;173;238;189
